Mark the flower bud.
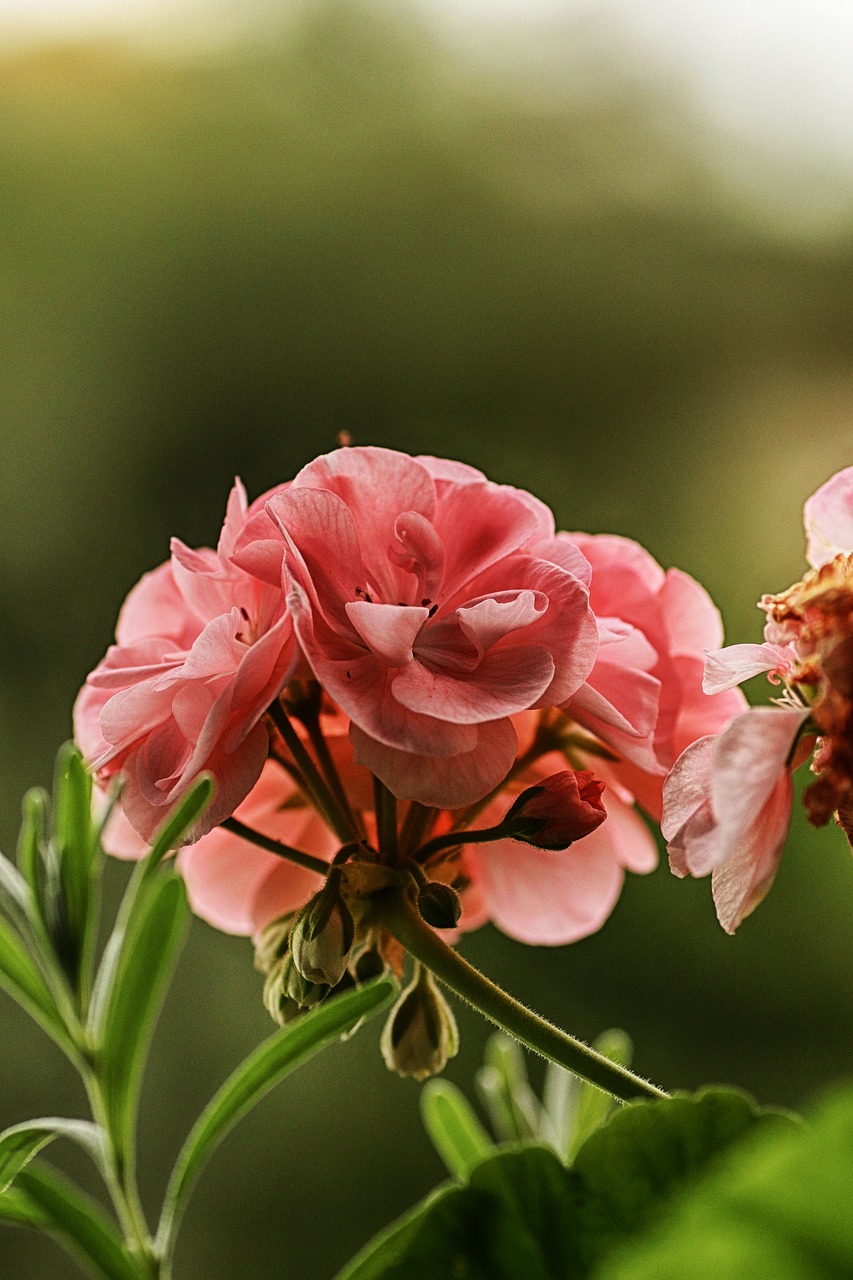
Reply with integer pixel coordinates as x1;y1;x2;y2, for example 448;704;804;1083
381;966;459;1081
417;881;462;929
263;951;329;1027
290;869;355;987
504;770;606;849
253;914;293;976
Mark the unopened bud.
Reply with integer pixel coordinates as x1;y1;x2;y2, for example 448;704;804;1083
381;966;459;1081
504;770;606;850
354;945;386;983
417;881;462;929
290;869;355;987
254;914;293;975
263;952;329;1027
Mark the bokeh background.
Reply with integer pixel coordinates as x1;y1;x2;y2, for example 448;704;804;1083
2;1;853;1276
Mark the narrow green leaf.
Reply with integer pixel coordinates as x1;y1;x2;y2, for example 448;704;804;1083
53;744;98;996
17;787;49;918
0;1118;105;1193
0;915;70;1049
421;1080;495;1180
0;849;33;930
144;776;214;878
88;776;214;1038
0;1162;145;1280
476;1034;540;1142
567;1028;633;1160
97;872;191;1166
157;976;397;1258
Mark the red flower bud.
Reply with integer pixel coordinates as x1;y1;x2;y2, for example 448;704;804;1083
505;770;606;849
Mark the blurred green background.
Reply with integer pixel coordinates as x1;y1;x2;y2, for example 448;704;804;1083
2;2;853;1276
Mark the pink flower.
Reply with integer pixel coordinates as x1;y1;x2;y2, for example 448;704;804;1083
662;705;812;932
74;481;297;843
265;447;598;808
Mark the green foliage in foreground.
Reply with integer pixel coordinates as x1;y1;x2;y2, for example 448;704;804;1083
343;1081;853;1279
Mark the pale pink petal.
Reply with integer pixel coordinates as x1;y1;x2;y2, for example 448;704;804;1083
703;643;794;694
431;481;554;595
415;455;486;484
711;771;793;933
804;465;853;568
349;718;517;808
709;705;809;863
531;534;592;587
661;737;715;843
216;479;249;559
345;601;429;666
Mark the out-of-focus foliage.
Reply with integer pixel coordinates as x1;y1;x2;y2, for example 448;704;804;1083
2;3;853;1276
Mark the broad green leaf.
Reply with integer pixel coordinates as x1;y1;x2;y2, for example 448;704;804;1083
597;1087;849;1280
337;1088;784;1280
421;1080;495;1180
97;872;191;1166
157;975;397;1258
0;1162;145;1280
0;1118;105;1193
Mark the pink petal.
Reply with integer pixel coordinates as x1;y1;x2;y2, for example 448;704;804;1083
391;644;555;724
804;465;853;568
115;562;195;648
345;601;429;666
349;718;517;807
658;568;724;655
709;705;808;862
703;643;794;694
711;771;793;933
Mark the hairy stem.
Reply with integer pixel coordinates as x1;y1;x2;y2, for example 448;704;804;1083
267;701;358;843
372;887;668;1104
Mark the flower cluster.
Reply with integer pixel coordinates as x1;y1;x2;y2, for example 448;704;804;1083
662;466;853;933
75;445;737;1067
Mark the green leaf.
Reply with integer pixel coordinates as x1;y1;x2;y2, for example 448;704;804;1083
337;1088;785;1280
476;1034;541;1143
0;848;33;932
0;912;63;1037
96;872;191;1167
0;1162;145;1280
144;775;214;878
595;1088;849;1280
52;744;99;998
421;1080;495;1180
156;975;397;1259
88;775;214;1039
17;787;49;919
0;1118;105;1193
566;1027;633;1160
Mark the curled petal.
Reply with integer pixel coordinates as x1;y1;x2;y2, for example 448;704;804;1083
703;643;794;694
804;465;853;569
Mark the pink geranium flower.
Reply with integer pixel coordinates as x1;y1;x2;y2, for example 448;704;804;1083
74;481;297;842
264;448;598;808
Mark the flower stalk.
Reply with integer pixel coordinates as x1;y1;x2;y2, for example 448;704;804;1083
370;885;668;1104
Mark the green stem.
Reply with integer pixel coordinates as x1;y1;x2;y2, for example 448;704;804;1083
373;778;399;860
371;888;668;1104
267;701;358;843
82;1068;155;1271
299;707;365;842
416;823;508;863
221;818;330;878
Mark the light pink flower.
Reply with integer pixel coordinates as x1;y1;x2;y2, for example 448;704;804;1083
662;705;811;932
562;533;747;819
804;465;853;569
74;481;297;842
265;447;598;808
